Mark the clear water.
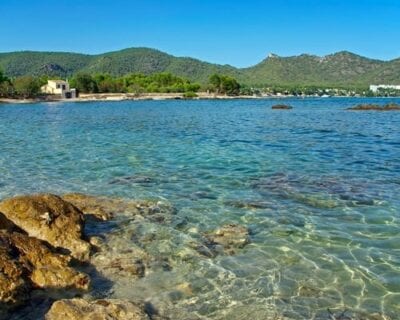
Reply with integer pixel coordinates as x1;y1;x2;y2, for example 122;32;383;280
1;98;399;319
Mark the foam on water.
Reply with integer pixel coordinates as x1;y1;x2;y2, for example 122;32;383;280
1;97;399;319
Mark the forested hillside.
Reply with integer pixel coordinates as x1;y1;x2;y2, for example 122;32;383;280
1;48;399;87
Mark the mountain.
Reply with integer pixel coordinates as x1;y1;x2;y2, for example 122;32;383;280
0;48;399;87
0;48;237;84
240;51;385;87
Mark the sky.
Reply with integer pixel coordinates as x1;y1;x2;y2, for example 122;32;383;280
1;0;399;67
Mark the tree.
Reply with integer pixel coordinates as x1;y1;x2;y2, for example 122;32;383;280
70;73;98;93
0;70;12;97
208;74;241;95
209;74;222;93
0;81;13;97
13;76;40;98
220;76;240;95
0;69;7;83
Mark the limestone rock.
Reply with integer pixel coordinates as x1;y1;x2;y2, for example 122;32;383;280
0;212;20;232
10;232;90;291
0;230;89;303
0;234;29;305
0;208;90;316
0;194;91;260
45;298;150;320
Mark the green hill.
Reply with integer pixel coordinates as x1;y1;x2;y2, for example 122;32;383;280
240;51;385;87
0;48;236;84
0;47;399;87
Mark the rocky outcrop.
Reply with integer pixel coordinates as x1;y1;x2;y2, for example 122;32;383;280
0;192;185;319
271;104;293;110
45;299;150;320
347;103;400;111
205;224;250;255
0;194;91;260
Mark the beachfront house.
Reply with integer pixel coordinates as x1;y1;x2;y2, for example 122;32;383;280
41;80;78;99
369;84;400;93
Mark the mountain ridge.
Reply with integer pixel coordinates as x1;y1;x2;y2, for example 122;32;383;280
1;47;399;87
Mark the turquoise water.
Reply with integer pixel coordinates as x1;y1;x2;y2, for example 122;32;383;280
1;98;400;319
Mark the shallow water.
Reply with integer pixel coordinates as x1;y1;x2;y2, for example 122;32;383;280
1;97;400;319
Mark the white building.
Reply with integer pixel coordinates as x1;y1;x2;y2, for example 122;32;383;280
41;80;77;98
369;84;400;93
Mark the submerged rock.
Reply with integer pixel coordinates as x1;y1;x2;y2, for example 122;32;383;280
189;191;218;200
252;172;379;209
205;224;250;255
100;256;146;278
109;175;154;185
224;199;272;209
133;200;176;224
45;298;150;320
0;194;91;261
62;193;116;221
62;193;176;224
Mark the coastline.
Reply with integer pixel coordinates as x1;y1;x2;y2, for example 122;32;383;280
1;93;397;105
0;92;259;104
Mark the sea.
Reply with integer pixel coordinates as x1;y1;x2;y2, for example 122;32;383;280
1;97;399;319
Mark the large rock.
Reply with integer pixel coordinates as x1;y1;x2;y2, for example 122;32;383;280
0;204;90;318
0;194;91;260
0;234;29;305
9;232;90;291
45;298;150;320
0;230;89;305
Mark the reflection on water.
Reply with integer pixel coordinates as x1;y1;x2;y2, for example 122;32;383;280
1;98;400;319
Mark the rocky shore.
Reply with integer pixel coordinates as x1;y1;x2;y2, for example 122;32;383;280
0;193;250;319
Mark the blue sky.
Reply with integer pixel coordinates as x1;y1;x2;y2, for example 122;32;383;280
1;0;399;67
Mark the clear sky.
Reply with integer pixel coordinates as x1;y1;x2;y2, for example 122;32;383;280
1;0;399;67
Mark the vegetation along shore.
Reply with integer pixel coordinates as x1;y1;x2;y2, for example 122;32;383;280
1;48;400;103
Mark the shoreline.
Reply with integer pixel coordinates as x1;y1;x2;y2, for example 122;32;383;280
0;92;259;104
2;92;395;105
